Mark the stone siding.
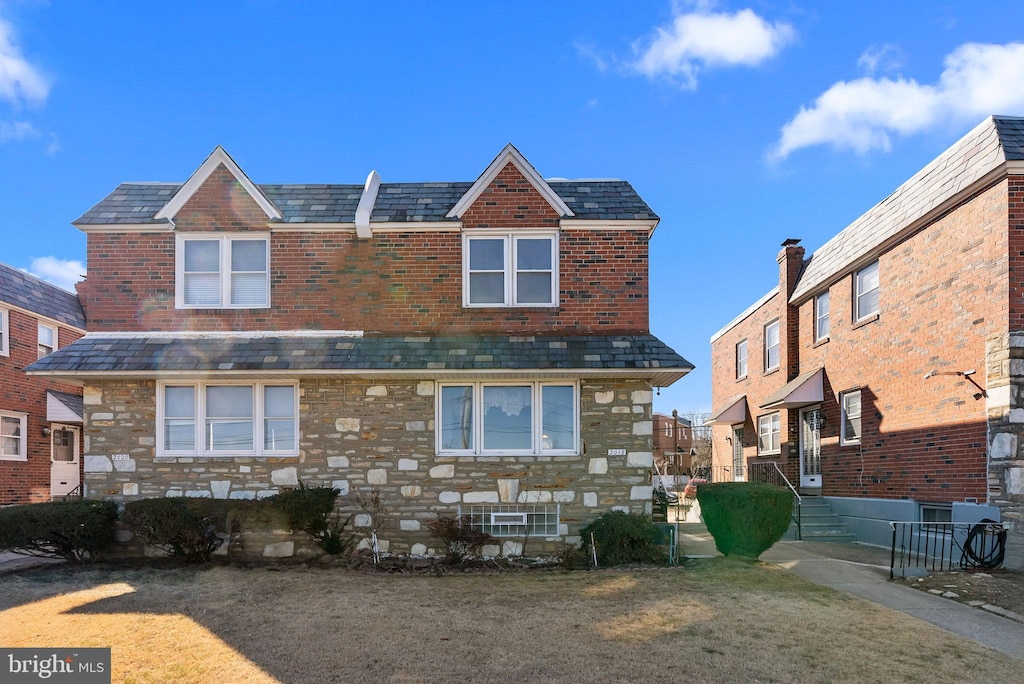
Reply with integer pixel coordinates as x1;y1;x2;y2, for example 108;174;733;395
986;333;1024;569
83;377;655;557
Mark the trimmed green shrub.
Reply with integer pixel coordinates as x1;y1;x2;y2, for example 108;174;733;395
122;498;224;563
427;515;496;562
580;511;667;566
0;500;118;562
697;482;794;559
267;484;353;555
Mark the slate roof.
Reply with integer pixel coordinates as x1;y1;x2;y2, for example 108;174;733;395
73;180;657;225
0;261;86;328
790;116;1024;303
26;333;693;385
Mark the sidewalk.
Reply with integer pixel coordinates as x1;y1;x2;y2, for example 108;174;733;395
0;550;64;574
677;523;1024;660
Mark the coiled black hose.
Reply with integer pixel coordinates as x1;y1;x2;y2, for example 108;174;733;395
960;518;1006;570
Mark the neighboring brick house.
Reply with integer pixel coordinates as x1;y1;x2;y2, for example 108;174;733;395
1;263;86;504
707;116;1024;567
28;144;692;555
652;412;693;476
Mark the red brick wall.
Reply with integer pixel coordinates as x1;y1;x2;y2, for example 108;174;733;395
711;178;1011;503
0;309;84;505
79;163;650;334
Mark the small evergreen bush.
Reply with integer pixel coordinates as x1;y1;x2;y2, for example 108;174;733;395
580;511;667;566
427;515;496;562
697;482;794;559
267;483;353;555
0;500;117;562
122;497;224;563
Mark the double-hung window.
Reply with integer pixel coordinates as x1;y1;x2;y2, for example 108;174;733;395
438;382;577;455
764;319;780;372
38;322;56;358
0;308;8;356
0;411;27;460
855;261;879;321
757;413;781;454
158;381;298;457
735;339;748;379
815;291;830;341
176;234;269;308
464;232;558;306
841;389;862;445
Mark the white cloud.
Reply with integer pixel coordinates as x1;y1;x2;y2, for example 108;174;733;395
574;41;610;74
0;15;49;107
0;119;38;142
857;44;902;75
28;257;85;292
771;42;1024;160
631;7;795;89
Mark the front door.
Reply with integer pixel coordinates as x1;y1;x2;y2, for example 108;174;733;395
50;425;80;498
731;426;745;481
799;408;822;488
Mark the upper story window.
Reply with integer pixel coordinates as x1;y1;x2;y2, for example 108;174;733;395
736;339;748;379
757;412;780;455
815;291;830;341
157;381;298;457
438;381;577;455
38;322;57;358
0;411;27;461
463;232;558;307
0;308;8;356
664;423;673;438
855;261;879;321
764;319;780;372
840;389;862;445
176;234;269;309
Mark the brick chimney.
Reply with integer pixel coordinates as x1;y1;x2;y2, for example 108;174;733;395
777;239;805;381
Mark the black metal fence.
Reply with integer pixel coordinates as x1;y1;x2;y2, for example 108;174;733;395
889;520;1007;579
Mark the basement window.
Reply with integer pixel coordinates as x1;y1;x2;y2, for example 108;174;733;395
462;504;560;537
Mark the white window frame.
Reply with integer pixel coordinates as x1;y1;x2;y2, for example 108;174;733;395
38;322;57;358
855;261;880;321
462;231;559;307
156;380;298;457
436;381;578;456
174;233;270;309
757;412;781;455
840;389;862;445
0;410;28;461
763;319;780;372
462;504;560;537
735;339;748;379
0;307;8;356
815;291;830;341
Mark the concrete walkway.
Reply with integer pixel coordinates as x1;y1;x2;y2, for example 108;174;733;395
678;523;1024;660
0;550;64;574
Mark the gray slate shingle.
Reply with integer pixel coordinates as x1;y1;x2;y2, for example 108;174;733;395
0;262;86;328
27;334;692;375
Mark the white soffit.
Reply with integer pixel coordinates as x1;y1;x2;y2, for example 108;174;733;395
446;143;574;219
154;146;283;221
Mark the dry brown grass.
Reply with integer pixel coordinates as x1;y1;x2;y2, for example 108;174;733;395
1;558;1018;683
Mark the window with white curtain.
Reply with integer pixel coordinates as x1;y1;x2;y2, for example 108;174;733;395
0;411;27;460
158;381;297;457
176;234;269;308
438;382;577;455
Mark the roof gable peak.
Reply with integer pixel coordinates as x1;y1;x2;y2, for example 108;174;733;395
446;144;574;219
154;146;282;221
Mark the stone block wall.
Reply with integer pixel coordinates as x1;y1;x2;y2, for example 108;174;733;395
986;333;1024;569
82;377;655;557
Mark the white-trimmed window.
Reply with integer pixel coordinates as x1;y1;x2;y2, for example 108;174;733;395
176;234;269;308
157;381;298;457
815;291;830;341
438;381;577;455
736;339;748;379
757;412;780;454
764;319;780;372
38;322;57;358
463;232;558;307
855;261;879;321
0;411;27;461
463;504;560;537
841;389;862;445
0;307;8;356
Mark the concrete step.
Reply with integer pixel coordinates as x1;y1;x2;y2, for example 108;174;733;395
791;497;856;543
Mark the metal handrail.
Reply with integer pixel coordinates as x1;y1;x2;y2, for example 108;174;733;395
768;462;802;541
889;519;1006;579
61;483;83;501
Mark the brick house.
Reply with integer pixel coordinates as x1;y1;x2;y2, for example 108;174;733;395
707;116;1024;567
652;412;693;476
1;263;86;504
27;144;692;555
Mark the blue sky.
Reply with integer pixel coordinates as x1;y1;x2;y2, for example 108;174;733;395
2;1;1024;415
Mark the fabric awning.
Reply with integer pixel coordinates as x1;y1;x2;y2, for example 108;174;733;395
760;367;824;409
705;395;748;425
